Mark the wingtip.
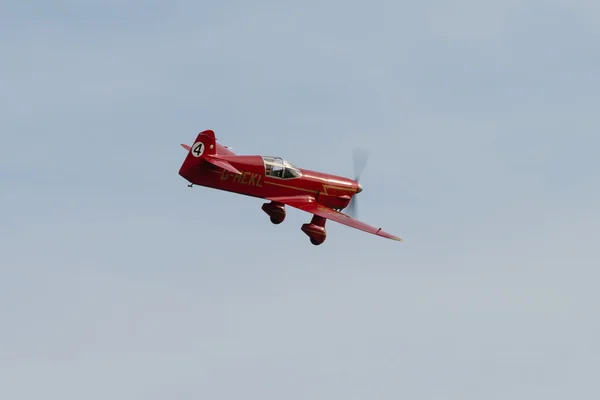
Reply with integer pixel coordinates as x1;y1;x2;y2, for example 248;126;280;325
376;230;403;242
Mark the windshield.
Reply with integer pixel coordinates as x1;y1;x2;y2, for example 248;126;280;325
262;156;302;179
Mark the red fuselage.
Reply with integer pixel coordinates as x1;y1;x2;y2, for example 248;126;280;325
179;144;360;210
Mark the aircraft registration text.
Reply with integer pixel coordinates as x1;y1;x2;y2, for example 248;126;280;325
220;170;263;187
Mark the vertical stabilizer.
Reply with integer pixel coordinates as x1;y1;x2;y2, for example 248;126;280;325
179;129;217;176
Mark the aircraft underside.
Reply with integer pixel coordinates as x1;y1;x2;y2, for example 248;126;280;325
261;200;328;245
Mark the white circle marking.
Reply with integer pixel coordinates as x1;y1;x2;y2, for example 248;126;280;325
191;142;204;157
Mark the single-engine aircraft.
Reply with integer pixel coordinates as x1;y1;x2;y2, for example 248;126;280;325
178;130;402;245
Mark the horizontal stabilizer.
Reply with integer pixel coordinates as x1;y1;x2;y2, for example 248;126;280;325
205;156;242;175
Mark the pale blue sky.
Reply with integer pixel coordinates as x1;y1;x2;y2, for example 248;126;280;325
2;1;599;399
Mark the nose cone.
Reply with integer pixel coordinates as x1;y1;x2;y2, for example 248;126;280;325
356;183;363;193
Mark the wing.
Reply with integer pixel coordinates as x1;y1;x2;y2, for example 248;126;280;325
267;195;402;242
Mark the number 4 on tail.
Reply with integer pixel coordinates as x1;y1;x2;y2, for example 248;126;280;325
191;142;204;157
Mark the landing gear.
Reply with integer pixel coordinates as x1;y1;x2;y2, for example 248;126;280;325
187;184;193;187
310;237;324;245
301;215;327;245
262;202;328;245
262;201;286;224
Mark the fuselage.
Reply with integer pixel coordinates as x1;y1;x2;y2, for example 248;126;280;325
179;144;359;210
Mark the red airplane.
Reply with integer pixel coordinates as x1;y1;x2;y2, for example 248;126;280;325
178;129;402;245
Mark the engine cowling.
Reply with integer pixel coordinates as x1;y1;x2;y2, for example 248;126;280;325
262;201;286;224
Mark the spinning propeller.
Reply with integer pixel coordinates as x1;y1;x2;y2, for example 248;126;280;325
346;148;369;218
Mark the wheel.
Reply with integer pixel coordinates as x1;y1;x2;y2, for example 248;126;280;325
310;237;324;245
263;202;285;224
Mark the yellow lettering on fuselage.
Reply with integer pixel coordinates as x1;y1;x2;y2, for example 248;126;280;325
240;171;249;184
220;169;263;187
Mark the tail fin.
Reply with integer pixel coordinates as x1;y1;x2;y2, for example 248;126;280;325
188;130;216;158
179;130;217;176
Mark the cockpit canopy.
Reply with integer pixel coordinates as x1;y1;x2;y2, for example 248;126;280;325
262;156;302;179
